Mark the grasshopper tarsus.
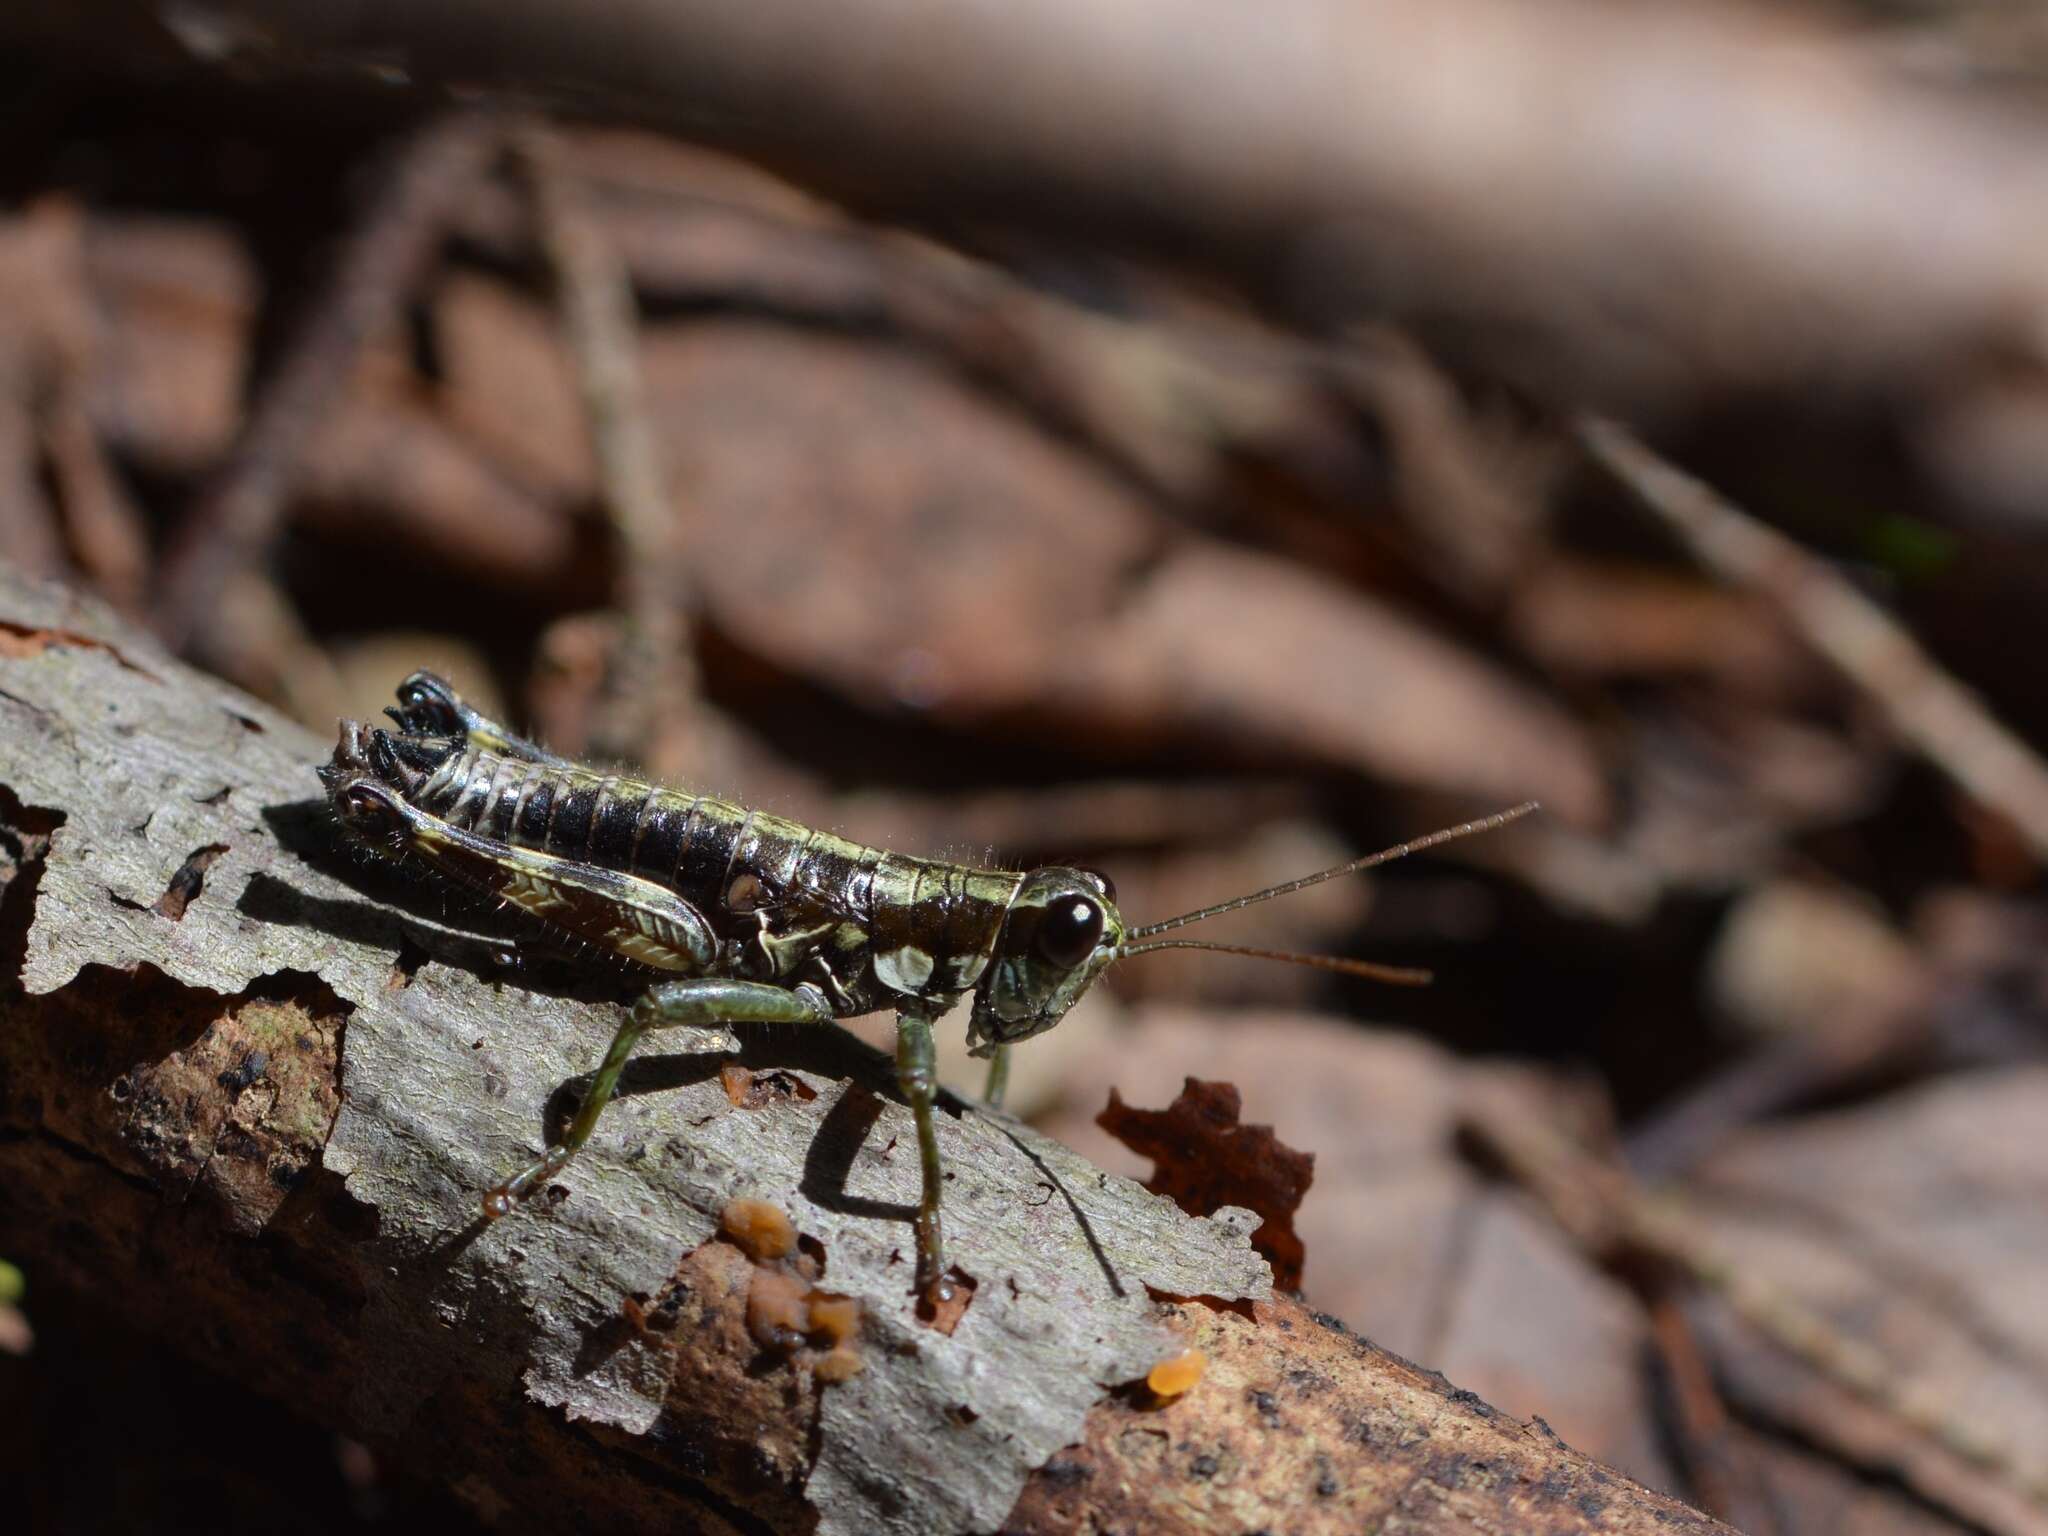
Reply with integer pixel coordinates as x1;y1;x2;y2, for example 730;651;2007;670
485;1141;574;1219
323;671;1532;1312
918;1267;958;1313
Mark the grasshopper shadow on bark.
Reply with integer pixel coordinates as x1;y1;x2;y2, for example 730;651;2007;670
601;1022;957;1233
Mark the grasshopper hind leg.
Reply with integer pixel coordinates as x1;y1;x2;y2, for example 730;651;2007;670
484;977;834;1219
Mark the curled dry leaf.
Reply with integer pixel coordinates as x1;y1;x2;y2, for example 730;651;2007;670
1097;1075;1315;1292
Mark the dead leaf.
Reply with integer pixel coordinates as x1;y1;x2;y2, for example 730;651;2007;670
1097;1076;1315;1291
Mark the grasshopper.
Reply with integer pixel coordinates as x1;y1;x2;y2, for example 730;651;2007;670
322;671;1533;1304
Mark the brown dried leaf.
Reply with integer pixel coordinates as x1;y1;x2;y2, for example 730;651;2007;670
1097;1075;1314;1291
642;321;1159;719
1049;544;1610;822
78;215;258;472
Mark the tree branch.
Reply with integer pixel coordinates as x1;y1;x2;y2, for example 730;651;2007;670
0;562;1727;1533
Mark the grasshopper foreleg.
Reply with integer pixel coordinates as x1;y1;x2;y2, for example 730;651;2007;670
895;1005;956;1305
484;977;834;1218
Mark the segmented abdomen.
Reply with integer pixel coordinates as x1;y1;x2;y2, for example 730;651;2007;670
400;740;1022;995
403;744;881;928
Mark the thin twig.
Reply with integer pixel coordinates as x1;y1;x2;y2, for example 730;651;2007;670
42;398;151;618
152;112;501;654
1581;416;2048;864
515;121;695;764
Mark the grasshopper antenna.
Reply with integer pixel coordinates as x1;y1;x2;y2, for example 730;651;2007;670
1116;938;1433;984
1123;801;1539;941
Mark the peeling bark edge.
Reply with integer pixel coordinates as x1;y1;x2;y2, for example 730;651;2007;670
0;563;1731;1535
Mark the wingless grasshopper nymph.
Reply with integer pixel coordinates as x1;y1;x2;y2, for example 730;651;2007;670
322;671;1535;1305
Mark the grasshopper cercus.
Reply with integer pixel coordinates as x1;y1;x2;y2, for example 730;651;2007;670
322;671;1535;1304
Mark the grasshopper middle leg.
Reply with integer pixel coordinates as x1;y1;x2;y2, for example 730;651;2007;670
980;1043;1012;1111
484;977;834;1216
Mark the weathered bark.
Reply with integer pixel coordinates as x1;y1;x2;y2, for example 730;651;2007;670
0;563;1728;1534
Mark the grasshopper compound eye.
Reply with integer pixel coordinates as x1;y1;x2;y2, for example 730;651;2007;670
1035;894;1104;969
338;782;404;834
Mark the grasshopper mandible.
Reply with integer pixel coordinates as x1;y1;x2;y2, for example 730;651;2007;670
322;671;1534;1304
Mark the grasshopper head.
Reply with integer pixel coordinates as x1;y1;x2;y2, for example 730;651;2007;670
967;867;1123;1057
963;804;1544;1060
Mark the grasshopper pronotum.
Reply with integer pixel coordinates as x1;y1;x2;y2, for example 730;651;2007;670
322;672;1534;1304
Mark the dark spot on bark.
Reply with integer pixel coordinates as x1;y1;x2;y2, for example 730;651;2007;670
216;1049;268;1091
227;709;265;733
1248;1388;1280;1424
948;1404;979;1426
154;843;229;921
1579;1492;1609;1519
1038;1457;1089;1488
1190;1453;1220;1479
388;935;430;988
194;785;233;806
1447;1386;1484;1408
